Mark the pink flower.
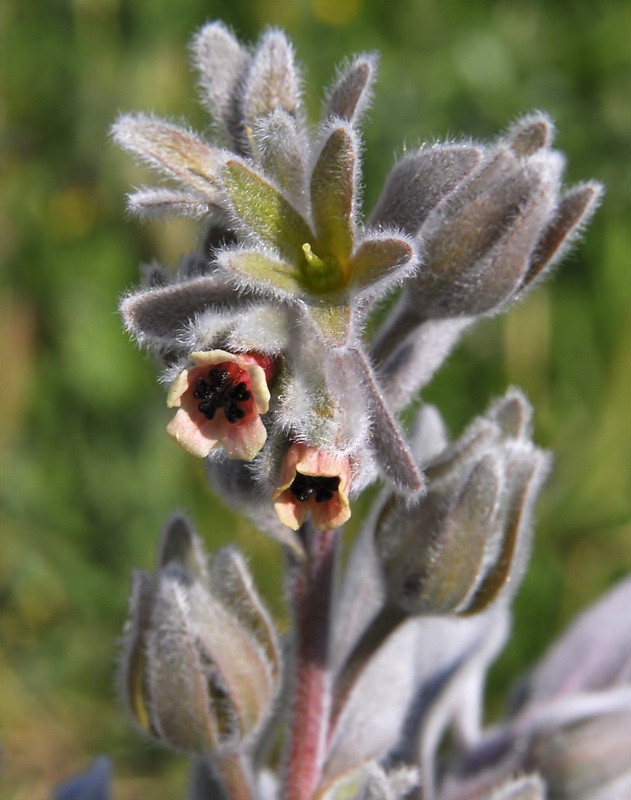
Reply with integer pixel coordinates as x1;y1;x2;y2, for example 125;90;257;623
166;350;273;460
272;444;351;531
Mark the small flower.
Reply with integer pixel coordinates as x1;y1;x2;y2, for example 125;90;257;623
166;349;273;460
272;443;351;530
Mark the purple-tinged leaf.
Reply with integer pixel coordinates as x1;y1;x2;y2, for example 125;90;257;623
120;275;245;346
348;235;416;292
524;576;631;703
254;109;308;206
126;187;217;219
503;110;555;156
324;54;378;123
156;513;209;583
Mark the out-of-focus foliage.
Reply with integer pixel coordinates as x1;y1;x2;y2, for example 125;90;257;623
0;0;629;798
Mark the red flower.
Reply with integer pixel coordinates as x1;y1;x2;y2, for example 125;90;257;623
166;350;273;460
272;444;351;531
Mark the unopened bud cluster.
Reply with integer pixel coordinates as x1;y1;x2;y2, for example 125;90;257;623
54;21;626;800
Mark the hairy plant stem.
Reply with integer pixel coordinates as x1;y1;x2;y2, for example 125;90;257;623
370;299;424;367
215;751;255;800
282;522;340;800
328;604;406;740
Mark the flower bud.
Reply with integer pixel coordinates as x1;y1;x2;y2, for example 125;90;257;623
374;392;549;616
119;515;280;756
375;452;502;615
524;709;631;799
405;141;562;320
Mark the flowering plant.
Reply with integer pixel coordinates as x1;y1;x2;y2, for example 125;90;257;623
53;21;631;800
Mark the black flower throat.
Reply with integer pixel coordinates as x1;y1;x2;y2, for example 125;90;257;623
194;366;252;423
289;473;340;503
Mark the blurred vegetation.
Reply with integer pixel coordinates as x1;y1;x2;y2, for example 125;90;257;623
1;0;629;797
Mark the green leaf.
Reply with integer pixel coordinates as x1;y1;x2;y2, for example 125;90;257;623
221;250;304;296
348;237;415;290
310;127;356;266
223;160;313;265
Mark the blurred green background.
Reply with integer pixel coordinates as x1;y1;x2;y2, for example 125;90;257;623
1;0;629;797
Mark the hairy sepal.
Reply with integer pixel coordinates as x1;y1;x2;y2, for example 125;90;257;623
349;232;418;299
369;144;483;235
521;180;604;289
218;246;304;300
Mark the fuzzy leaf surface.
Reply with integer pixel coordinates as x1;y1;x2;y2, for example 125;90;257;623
223;160;313;264
311;126;357;265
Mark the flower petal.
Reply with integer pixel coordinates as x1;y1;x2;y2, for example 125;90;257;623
246;363;271;414
274;490;310;531
221;414;268;461
166;407;219;458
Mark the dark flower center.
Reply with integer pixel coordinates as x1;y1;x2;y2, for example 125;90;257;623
193;366;252;423
289;473;341;503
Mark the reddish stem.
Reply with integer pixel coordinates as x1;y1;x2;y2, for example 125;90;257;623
282;523;339;800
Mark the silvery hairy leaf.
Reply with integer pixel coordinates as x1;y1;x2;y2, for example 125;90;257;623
120;274;245;349
514;576;631;709
112;114;224;202
375;316;473;410
326;609;509;796
192;22;249;148
524;708;631;800
240;29;302;134
351;344;425;494
252;108;308;207
126;186;219;219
